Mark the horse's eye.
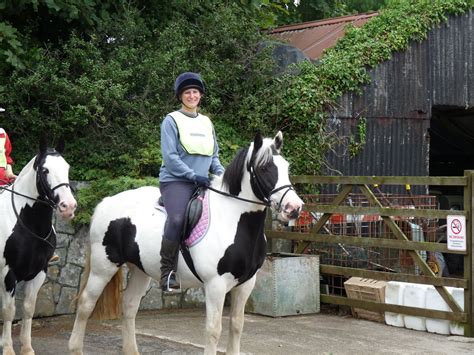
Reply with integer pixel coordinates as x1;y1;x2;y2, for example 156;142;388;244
42;168;49;174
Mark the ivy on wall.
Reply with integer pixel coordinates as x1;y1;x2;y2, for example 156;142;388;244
238;0;473;176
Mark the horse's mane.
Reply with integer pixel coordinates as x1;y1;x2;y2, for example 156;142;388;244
222;148;248;196
222;137;275;196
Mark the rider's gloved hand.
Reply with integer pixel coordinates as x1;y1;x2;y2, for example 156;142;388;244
193;175;210;187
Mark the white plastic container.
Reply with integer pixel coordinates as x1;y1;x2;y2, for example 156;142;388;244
403;283;428;331
425;286;450;335
449;287;465;336
385;281;406;327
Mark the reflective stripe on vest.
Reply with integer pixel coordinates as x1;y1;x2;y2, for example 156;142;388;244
170;111;215;156
0;129;6;168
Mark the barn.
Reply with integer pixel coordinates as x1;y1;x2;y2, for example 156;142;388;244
271;9;474;200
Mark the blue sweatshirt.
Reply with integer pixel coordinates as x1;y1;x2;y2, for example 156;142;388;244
159;110;225;183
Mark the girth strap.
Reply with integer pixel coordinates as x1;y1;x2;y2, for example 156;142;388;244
180;244;203;283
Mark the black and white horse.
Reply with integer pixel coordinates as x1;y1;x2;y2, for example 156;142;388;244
68;132;303;355
0;138;76;355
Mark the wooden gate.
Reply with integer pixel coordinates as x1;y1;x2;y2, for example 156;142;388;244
266;172;473;337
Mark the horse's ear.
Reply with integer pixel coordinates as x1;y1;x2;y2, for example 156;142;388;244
253;132;263;152
39;135;48;155
273;131;283;152
55;137;65;154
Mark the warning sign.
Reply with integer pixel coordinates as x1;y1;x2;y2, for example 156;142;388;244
447;215;466;251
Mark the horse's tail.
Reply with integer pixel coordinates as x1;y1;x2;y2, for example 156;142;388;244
72;240;123;320
90;266;123;320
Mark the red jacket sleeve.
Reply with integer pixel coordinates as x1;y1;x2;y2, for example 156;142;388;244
4;132;13;165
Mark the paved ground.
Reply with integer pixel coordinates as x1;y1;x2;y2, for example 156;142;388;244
4;306;474;354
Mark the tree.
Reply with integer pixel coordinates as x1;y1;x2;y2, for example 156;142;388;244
277;0;387;25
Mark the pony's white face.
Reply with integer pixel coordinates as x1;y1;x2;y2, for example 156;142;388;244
35;141;77;220
248;131;303;222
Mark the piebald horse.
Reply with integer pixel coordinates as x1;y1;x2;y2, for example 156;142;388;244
69;132;303;354
0;138;76;355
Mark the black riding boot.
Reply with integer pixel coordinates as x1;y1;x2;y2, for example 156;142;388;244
160;238;181;292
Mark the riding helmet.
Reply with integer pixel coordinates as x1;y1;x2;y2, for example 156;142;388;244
174;72;205;100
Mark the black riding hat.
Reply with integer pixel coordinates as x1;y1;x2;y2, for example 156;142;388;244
174;72;205;100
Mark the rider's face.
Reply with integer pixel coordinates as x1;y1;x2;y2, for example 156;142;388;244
180;88;202;111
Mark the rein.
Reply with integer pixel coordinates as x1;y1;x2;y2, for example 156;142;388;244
206;186;270;206
207;167;294;212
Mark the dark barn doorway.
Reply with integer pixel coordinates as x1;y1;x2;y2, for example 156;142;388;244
429;106;474;276
429;106;474;200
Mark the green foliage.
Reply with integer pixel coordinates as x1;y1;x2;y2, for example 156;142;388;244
74;175;158;225
1;0;473;224
349;116;367;157
1;1;271;180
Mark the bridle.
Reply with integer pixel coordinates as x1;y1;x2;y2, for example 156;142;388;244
0;151;71;249
248;165;294;213
207;156;294;212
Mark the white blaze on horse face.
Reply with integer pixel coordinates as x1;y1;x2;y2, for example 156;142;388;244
44;155;77;219
272;155;303;222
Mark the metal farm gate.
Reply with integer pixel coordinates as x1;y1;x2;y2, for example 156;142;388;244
266;173;473;337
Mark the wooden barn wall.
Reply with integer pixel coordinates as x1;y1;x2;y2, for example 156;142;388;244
327;9;474;187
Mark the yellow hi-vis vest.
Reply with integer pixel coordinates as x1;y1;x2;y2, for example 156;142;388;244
169;111;215;156
0;128;7;168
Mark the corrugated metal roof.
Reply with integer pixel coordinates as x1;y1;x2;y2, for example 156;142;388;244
269;12;379;60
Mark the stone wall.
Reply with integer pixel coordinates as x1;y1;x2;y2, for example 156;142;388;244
13;216;206;320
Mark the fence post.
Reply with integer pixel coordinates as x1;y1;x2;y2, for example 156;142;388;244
464;170;473;337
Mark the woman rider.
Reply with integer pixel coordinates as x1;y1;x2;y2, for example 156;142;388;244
159;72;224;292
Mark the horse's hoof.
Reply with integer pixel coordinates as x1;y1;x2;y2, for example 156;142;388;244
20;348;34;355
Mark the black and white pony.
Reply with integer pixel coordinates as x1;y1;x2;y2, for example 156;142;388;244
0;138;76;355
68;132;303;355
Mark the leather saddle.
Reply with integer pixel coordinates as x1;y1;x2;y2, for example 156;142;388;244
158;187;205;242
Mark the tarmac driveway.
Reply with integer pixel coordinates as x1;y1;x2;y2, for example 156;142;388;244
4;307;474;354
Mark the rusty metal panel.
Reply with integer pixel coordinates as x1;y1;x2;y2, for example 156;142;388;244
270;13;378;60
429;10;474;107
325;117;430;193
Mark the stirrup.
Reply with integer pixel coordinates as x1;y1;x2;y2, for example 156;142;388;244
165;271;182;293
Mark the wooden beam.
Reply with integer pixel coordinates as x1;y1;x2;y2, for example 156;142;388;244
265;230;467;254
321;295;467;323
464;170;474;337
320;265;467;288
303;204;467;218
296;185;353;253
291;175;467;186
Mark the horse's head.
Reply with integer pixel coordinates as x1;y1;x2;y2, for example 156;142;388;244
247;131;303;221
33;137;77;219
223;131;303;222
